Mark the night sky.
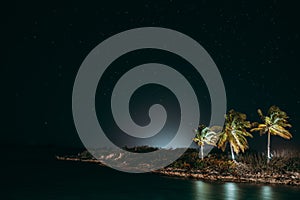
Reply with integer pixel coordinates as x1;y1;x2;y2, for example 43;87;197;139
12;0;300;151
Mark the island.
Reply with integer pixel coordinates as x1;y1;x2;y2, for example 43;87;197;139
56;146;300;186
57;106;299;186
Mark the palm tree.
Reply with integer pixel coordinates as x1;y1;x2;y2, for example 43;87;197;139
250;106;292;162
193;125;221;160
218;110;253;161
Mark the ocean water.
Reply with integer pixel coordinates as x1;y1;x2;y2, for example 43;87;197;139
3;147;300;200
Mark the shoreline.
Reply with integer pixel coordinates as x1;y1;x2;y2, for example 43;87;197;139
154;168;300;186
56;156;300;186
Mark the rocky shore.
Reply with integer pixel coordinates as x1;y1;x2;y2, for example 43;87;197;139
155;168;300;186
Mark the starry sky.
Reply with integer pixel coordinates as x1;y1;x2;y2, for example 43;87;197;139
12;0;300;151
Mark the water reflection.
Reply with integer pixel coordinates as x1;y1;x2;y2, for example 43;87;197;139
193;181;213;199
224;182;238;200
193;181;240;200
261;186;273;200
192;181;276;200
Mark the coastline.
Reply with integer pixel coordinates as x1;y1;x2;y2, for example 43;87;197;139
154;168;300;186
56;156;300;186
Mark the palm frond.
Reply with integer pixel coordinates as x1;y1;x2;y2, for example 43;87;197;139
269;125;292;139
193;125;222;147
217;110;252;155
255;106;293;140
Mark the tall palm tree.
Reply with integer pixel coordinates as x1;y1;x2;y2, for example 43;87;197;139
218;110;253;161
193;125;221;160
251;106;292;162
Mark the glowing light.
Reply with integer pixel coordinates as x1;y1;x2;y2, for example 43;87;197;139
224;182;238;200
261;186;273;200
193;181;212;199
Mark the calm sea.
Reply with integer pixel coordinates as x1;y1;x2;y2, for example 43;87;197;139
3;147;300;199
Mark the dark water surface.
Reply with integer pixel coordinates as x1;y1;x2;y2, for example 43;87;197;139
3;147;300;199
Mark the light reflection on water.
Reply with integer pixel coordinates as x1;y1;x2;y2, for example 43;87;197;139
193;180;278;200
261;186;273;200
193;181;212;199
224;182;238;200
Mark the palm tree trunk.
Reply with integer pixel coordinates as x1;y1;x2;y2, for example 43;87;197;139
200;145;204;160
230;143;235;161
267;130;271;163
